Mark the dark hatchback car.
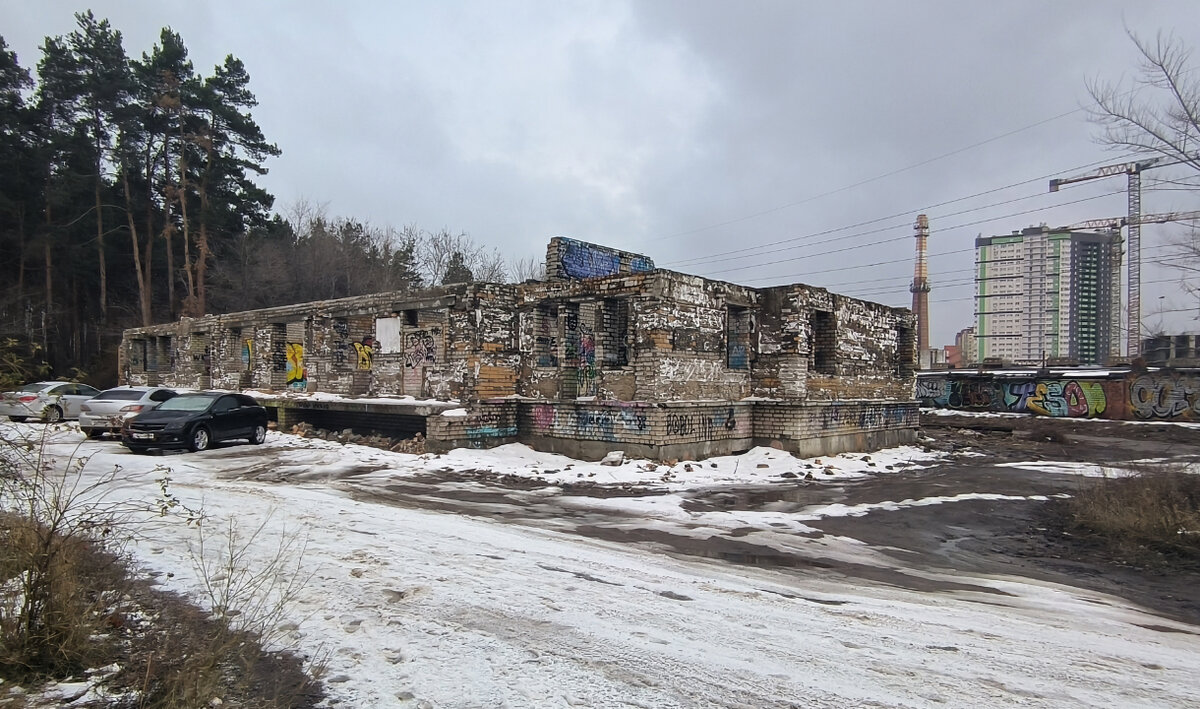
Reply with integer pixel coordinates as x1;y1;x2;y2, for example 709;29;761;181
122;392;269;453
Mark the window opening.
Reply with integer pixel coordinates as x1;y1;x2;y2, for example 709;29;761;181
534;303;559;368
726;306;752;370
811;310;836;374
600;299;629;368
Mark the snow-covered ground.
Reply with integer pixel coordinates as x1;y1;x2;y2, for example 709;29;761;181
8;423;1200;708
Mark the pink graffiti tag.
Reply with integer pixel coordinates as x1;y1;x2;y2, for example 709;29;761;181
533;404;556;431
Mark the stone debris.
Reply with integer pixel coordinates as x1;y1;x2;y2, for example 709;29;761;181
600;450;625;466
290;422;426;454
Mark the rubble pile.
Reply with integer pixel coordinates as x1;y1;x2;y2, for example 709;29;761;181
290;422;426;454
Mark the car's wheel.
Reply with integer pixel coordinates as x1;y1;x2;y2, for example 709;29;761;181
42;405;63;424
84;428;103;439
9;416;26;423
188;426;212;452
250;424;267;445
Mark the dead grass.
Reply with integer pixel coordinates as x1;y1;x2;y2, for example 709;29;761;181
0;424;323;707
0;512;120;682
0;512;324;708
1066;466;1200;564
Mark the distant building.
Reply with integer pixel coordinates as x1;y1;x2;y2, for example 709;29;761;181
1142;333;1200;367
951;327;976;368
975;226;1120;366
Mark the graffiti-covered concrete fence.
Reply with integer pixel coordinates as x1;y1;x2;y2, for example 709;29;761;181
916;369;1200;421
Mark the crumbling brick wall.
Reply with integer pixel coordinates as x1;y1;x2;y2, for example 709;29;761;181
120;237;917;460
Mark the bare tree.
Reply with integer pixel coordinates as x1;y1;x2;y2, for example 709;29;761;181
282;196;329;236
1089;31;1200;306
415;228;508;284
1087;30;1200;172
473;247;509;283
509;255;546;282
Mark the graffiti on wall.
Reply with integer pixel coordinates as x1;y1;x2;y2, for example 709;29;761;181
464;410;518;448
821;403;917;430
332;320;349;367
561;308;597;397
562;240;621;279
630;256;655;273
286;343;307;389
536;310;558;368
917;377;1109;418
1008;380;1106;418
530;402;651;443
352;336;378;370
241;340;252;368
665;407;741;441
577;325;597;397
404;331;437;369
1129;373;1200;420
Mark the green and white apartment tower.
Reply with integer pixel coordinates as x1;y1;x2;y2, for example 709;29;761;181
975;226;1121;366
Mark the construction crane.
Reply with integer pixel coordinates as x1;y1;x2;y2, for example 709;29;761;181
1049;158;1166;357
1062;209;1200;358
1064;210;1200;232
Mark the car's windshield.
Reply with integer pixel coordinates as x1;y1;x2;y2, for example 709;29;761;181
19;383;48;393
154;396;214;412
96;389;144;401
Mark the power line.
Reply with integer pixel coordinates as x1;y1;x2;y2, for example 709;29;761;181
665;152;1141;270
653;104;1094;244
709;187;1128;281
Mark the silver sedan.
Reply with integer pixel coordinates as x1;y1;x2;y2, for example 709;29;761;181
0;381;102;423
79;386;179;438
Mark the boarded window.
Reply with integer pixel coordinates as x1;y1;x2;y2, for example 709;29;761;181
376;316;404;353
726;306;752;370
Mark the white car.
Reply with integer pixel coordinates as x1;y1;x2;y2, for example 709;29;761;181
79;386;179;438
0;381;102;423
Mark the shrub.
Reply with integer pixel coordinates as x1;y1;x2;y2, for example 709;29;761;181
0;423;323;706
0;425;130;681
1066;466;1200;562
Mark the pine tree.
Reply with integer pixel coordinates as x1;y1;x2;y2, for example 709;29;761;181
443;251;474;284
64;11;132;321
0;37;35;310
185;54;279;315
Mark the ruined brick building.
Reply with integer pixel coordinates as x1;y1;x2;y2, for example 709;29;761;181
120;238;918;460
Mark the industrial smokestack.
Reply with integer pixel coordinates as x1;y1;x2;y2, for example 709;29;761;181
910;214;931;364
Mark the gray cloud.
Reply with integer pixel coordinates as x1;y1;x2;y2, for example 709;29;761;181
5;0;1200;344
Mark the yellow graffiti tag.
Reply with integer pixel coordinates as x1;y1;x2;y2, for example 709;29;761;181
286;343;306;387
352;341;374;370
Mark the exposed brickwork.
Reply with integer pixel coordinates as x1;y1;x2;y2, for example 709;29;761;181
121;239;917;460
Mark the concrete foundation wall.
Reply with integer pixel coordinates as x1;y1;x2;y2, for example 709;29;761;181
425;398;918;461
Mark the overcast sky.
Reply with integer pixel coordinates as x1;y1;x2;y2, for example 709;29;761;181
6;1;1200;346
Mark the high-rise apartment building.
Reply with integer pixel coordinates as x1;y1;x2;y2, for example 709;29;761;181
953;326;977;367
975;226;1120;366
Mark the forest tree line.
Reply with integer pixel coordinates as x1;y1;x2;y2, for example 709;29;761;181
0;12;529;385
